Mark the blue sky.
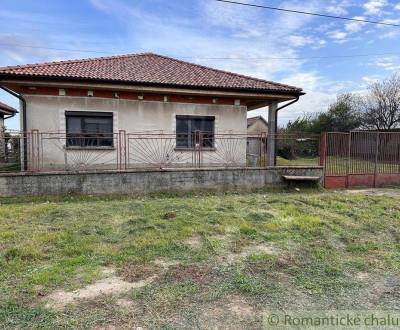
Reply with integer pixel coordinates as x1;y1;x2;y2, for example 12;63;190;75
1;0;400;130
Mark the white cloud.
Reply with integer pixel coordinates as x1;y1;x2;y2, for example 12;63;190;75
201;0;266;38
287;35;314;47
277;91;335;125
345;17;366;33
311;39;327;50
362;75;381;84
363;0;387;15
327;30;348;42
380;18;400;25
395;2;400;10
281;72;323;91
325;0;353;15
372;57;400;71
326;5;348;15
249;72;350;125
87;0;328;82
379;30;400;39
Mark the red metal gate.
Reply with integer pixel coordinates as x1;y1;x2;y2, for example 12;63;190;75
321;131;400;189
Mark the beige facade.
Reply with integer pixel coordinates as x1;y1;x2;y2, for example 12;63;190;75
24;95;248;170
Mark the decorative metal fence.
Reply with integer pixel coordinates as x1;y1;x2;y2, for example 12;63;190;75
0;130;22;172
275;134;320;167
0;130;321;173
322;131;400;188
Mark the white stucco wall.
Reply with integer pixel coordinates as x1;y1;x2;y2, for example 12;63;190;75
24;95;248;170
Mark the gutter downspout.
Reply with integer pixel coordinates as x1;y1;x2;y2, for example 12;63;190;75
273;96;300;166
0;86;27;170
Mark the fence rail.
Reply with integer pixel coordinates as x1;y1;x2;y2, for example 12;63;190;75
322;131;400;188
0;130;321;173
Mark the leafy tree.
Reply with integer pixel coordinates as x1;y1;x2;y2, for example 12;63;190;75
323;93;363;132
361;73;400;130
285;93;362;134
278;94;362;161
286;115;315;133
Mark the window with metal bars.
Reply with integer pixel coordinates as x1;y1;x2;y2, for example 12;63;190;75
65;111;113;148
176;115;215;149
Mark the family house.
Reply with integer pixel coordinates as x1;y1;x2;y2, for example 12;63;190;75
0;53;303;170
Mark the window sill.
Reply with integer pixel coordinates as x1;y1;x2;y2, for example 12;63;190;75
175;147;216;152
66;146;115;151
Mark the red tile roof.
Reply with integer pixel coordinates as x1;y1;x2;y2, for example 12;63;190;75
0;101;17;115
0;53;302;94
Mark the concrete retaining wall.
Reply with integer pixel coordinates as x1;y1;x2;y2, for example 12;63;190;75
0;167;323;196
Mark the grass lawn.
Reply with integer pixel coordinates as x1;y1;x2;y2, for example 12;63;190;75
276;156;320;166
1;189;400;328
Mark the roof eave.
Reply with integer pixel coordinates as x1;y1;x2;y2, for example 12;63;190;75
0;108;18;115
0;74;304;97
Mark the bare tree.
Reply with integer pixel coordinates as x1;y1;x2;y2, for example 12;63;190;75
361;73;400;130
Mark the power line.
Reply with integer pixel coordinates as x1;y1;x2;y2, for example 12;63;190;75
188;52;400;60
1;42;400;61
0;43;109;54
215;0;400;27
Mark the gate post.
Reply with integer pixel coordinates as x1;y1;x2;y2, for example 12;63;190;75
29;129;40;172
345;132;351;188
117;130;127;170
319;132;327;167
267;102;278;166
192;130;202;168
259;132;267;167
373;132;380;188
319;132;327;188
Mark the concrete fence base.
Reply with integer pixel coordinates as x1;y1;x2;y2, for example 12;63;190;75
0;167;323;197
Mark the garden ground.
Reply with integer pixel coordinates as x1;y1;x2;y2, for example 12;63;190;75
0;188;399;329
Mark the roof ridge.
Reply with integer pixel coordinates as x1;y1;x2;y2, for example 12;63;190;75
149;53;302;92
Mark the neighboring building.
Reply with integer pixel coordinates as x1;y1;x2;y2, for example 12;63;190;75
0;101;17;130
0;101;17;167
0;53;303;170
247;116;268;158
247;116;268;134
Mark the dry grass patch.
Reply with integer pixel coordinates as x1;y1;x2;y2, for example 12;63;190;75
118;263;160;283
183;235;203;248
223;243;279;266
44;267;156;310
165;264;213;284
